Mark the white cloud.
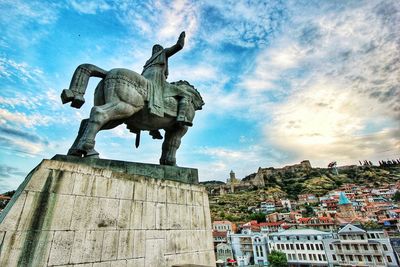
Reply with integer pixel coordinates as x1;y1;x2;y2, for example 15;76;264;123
259;0;400;166
68;0;111;14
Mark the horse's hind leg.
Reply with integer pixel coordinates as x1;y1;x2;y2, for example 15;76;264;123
68;119;90;156
76;101;143;154
160;125;188;166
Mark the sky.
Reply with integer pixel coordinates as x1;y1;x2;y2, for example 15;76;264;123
0;0;399;192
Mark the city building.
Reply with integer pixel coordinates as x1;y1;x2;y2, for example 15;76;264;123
261;201;276;213
213;220;237;233
323;224;398;267
216;243;234;263
268;228;333;267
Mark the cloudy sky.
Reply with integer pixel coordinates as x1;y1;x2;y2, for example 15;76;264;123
0;0;399;191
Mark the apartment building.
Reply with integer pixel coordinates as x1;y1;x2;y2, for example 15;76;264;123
268;228;333;267
323;224;398;267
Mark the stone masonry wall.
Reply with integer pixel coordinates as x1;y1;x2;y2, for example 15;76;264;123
0;159;215;266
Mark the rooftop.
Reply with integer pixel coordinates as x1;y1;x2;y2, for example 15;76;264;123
270;228;332;236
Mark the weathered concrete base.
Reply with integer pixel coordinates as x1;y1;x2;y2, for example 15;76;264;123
0;157;215;266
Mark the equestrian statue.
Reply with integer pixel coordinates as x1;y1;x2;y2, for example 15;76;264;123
60;31;204;166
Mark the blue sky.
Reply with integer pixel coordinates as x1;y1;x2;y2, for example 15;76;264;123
0;0;399;191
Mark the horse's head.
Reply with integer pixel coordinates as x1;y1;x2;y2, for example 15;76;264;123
171;80;205;111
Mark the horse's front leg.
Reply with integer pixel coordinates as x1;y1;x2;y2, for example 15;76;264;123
160;125;188;166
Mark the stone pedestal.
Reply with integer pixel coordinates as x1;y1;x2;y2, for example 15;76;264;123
0;155;215;266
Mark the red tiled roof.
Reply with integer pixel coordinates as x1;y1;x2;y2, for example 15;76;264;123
212;231;228;237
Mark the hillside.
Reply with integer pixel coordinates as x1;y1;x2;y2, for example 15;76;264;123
204;165;400;222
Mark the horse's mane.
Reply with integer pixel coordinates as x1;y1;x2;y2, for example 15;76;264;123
171;80;197;92
171;80;204;109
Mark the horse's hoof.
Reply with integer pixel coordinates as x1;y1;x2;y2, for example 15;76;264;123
71;95;85;109
85;149;100;158
67;148;84;157
61;89;75;104
160;158;176;166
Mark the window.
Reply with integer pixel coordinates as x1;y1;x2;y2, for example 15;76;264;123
366;255;372;262
332;255;337;261
376;256;382;263
383;244;388;251
290;244;294;250
300;244;304;250
311;244;314;250
349;255;354;261
306;244;310;250
298;254;302;260
318;254;322;261
296;244;300;250
322;254;326;261
387;256;393;263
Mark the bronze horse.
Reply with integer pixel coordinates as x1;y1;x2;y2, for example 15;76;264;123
61;64;204;166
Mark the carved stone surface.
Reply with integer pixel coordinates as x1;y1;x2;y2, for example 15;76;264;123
0;158;215;266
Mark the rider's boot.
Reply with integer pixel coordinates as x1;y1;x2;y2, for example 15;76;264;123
149;130;163;139
176;98;192;126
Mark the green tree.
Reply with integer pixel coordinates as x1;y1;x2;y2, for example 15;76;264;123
362;221;381;230
268;250;287;267
393;191;400;202
248;212;267;222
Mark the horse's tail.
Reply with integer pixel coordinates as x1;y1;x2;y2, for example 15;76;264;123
61;63;108;109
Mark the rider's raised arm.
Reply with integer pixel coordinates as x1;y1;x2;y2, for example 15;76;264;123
165;31;185;57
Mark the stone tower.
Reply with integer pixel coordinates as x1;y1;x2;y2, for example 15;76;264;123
229;170;236;193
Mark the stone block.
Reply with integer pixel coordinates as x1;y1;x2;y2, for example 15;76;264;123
0;191;26;231
72;173;95;196
49;170;75;195
133;179;146;201
155;203;167;229
146;179;158;202
93;262;111;267
110;259;127;267
70;230;86;264
117;230;134;259
177;188;186;205
48;231;74;266
24;167;52;192
92;176;118;198
117;178;134;200
82;230;104;262
70;196;99;230
167;204;181;230
157;184;167;203
167;186;178;204
133;231;145;258
145;238;165;267
96;198;119;229
0;231;25;266
117;200;132;229
129;201;143;229
101;230;119;261
179;205;189;230
49;194;75;230
142;202;156;229
127;258;144;267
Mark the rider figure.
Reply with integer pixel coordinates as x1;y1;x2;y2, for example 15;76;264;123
141;31;191;139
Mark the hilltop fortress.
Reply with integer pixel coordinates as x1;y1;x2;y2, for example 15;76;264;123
207;160;313;195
